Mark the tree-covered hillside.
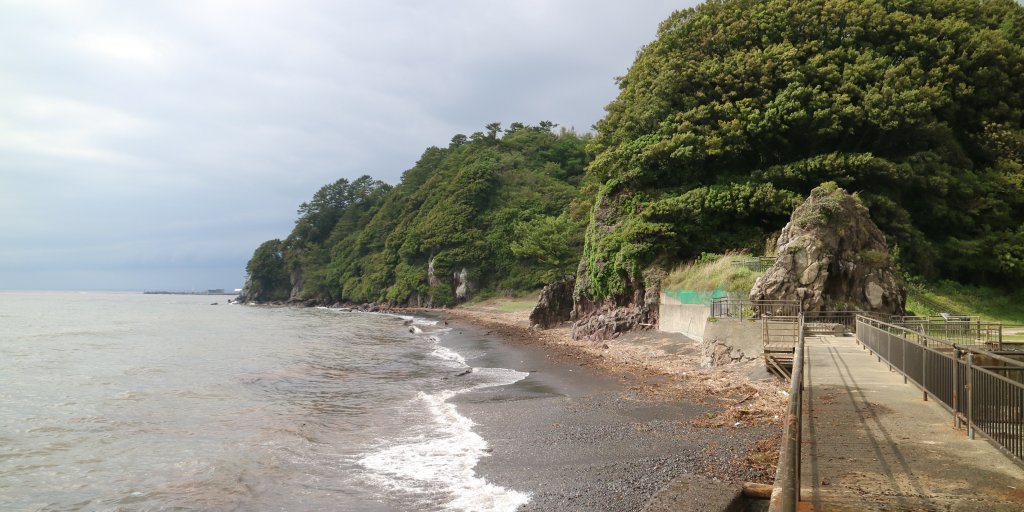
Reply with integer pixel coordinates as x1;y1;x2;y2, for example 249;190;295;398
579;0;1024;303
243;123;593;304
245;0;1024;310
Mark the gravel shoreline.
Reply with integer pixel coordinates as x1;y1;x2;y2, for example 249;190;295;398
417;302;787;511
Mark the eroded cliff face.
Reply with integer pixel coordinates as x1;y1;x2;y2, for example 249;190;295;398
750;183;906;315
569;264;662;341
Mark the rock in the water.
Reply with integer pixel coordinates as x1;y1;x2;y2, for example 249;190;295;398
750;182;906;315
529;278;575;329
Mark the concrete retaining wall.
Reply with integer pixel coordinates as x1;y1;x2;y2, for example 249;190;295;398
701;319;764;367
657;293;710;340
657;293;766;368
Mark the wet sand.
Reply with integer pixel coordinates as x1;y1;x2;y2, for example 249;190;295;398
429;305;786;511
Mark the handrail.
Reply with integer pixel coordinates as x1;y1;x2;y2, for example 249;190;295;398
769;312;804;511
859;316;1015;360
710;298;801;319
855;315;1024;464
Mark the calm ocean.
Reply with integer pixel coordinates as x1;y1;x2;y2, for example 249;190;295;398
0;291;530;511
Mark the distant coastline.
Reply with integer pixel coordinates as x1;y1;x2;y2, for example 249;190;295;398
143;289;239;296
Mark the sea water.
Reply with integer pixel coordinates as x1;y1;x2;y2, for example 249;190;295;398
0;291;530;511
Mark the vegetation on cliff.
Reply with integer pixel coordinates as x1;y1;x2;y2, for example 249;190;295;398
245;0;1024;310
578;0;1024;304
243;123;593;304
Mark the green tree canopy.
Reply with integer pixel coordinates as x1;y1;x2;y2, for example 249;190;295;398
242;122;594;305
579;0;1024;300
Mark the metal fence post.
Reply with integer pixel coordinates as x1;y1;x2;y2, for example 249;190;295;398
953;348;960;429
903;336;908;384
922;342;928;402
967;352;975;440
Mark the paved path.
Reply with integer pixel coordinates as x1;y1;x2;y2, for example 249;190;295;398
800;335;1024;511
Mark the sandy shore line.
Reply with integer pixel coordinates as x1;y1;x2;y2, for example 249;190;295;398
427;300;788;431
405;299;788;510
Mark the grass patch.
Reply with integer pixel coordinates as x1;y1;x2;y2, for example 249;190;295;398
460;290;538;312
495;299;537;312
662;251;763;294
905;279;1024;324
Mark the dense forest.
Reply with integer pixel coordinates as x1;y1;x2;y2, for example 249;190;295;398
243;123;593;304
244;0;1024;306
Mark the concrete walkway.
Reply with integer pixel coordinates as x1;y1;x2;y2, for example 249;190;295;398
801;335;1024;511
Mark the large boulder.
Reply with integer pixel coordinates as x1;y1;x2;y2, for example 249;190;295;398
750;183;906;315
529;278;575;329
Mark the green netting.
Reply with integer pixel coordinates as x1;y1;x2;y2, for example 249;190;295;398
663;288;728;305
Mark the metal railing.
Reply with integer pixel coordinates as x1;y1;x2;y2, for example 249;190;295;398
893;316;1004;348
710;298;801;319
856;316;1024;464
803;310;866;333
730;256;776;272
1000;325;1024;352
769;313;805;512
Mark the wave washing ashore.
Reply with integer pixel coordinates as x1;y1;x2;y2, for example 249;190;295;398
0;292;783;511
0;292;540;511
351;311;532;511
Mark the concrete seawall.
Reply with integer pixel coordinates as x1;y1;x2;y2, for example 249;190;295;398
657;293;709;340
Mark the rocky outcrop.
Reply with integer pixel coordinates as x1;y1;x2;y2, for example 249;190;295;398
750;183;906;314
288;266;304;302
454;267;471;300
427;257;440;287
570;300;650;341
570;267;662;341
529;278;575;329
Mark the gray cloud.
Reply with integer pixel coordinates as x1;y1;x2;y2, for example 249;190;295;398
0;0;695;291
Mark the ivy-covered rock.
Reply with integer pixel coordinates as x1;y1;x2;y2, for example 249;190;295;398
750;183;906;315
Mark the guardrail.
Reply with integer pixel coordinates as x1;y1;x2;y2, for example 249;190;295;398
769;313;805;512
1000;325;1024;352
730;256;776;272
856;316;1024;464
894;316;1004;348
710;298;801;319
803;310;888;333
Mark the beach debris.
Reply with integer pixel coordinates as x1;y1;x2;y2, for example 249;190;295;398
734;421;742;427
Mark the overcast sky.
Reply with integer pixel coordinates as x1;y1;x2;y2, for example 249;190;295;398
1;0;697;292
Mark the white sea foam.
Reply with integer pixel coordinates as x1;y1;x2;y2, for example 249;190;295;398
359;328;530;512
357;312;532;510
359;387;530;512
432;345;468;366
